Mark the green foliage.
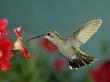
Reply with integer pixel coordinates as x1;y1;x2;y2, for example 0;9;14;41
0;36;109;82
0;53;73;82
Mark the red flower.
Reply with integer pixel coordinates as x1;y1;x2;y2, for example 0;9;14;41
90;60;110;82
0;18;9;35
52;58;65;70
41;38;58;53
14;27;31;59
0;18;31;70
0;36;14;70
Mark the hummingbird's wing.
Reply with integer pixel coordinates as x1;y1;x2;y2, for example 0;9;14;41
68;19;102;48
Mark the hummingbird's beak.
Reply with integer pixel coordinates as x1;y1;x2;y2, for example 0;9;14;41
27;34;45;41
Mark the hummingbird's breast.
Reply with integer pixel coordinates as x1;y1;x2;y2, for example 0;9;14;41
58;41;77;59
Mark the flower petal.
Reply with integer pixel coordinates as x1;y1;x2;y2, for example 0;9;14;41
18;39;31;59
0;58;12;70
0;37;14;59
52;58;65;70
0;18;10;35
14;27;22;40
14;27;31;59
90;60;110;82
0;37;14;70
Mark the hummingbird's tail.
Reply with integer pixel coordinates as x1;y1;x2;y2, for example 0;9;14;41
69;53;96;69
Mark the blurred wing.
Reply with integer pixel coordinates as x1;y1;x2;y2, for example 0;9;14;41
68;19;102;48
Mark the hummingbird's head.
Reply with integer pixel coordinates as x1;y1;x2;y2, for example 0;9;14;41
27;28;63;45
44;28;63;45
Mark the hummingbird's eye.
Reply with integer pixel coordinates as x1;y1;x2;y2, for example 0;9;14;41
47;32;54;38
47;33;51;36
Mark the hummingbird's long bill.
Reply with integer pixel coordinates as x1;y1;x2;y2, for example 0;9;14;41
27;35;44;41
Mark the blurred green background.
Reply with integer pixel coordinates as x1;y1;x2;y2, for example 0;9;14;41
0;0;110;82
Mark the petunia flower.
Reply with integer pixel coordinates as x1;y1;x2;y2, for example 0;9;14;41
41;38;58;53
52;58;65;70
90;60;110;82
0;18;31;70
14;27;31;59
0;36;14;70
0;18;9;35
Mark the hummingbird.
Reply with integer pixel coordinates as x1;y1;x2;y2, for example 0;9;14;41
28;19;102;69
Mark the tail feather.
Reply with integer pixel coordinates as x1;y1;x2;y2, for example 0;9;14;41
69;53;96;69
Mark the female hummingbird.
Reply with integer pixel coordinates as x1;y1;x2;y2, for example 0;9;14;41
28;19;102;69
